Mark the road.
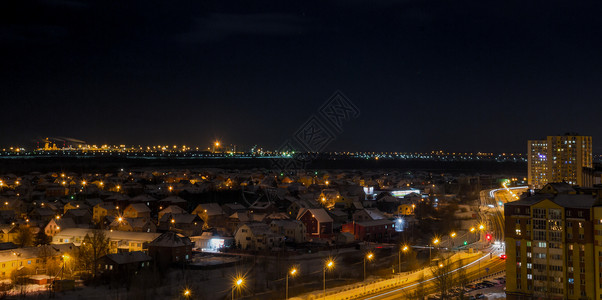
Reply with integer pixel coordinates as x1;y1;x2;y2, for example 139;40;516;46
358;186;527;300
358;249;506;300
480;185;527;242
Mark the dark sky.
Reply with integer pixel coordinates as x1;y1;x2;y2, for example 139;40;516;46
2;0;602;153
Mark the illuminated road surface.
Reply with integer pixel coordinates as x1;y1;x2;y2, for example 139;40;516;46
358;250;506;300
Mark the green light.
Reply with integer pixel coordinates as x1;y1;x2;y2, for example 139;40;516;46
463;241;467;245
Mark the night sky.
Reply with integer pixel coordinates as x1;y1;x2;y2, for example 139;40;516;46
2;0;602;153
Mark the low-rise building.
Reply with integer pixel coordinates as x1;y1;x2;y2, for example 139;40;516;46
44;218;76;236
52;228;160;253
341;219;395;242
269;220;306;244
297;208;333;238
93;203;119;224
0;244;74;278
158;213;203;236
234;223;284;251
98;251;152;280
192;203;227;228
147;232;193;269
108;217;157;233
123;204;151;220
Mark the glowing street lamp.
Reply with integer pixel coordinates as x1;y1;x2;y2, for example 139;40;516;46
286;267;297;300
399;245;409;273
364;252;374;281
232;277;244;300
323;259;335;299
183;289;191;299
430;238;440;263
61;254;70;279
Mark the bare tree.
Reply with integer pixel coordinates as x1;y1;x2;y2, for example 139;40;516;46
430;257;457;299
76;230;110;279
13;226;34;247
37;245;61;275
405;273;427;300
453;260;469;300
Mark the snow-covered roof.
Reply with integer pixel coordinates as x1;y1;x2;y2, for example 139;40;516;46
103;251;152;265
149;232;193;248
297;208;333;223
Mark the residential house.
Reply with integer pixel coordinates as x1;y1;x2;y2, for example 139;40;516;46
63;202;89;214
29;208;56;223
192;203;226;228
158;196;187;210
64;209;92;225
97;251;152;281
52;228;161;253
93;203;119;224
158;213;203;236
0;225;18;243
221;203;246;216
147;232;193;269
269;220;306;243
44;218;76;237
158;205;186;220
234;223;284;251
352;208;386;222
0;244;74;278
108;217;157;233
227;212;266;234
341;219;395;242
123;204;151;220
296;208;333;238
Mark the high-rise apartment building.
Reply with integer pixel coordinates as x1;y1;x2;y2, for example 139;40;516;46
547;135;593;186
527;134;592;189
505;183;602;300
528;140;548;189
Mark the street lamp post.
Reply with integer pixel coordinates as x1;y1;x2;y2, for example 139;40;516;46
399;245;409;273
232;277;243;300
286;268;297;300
323;260;334;299
61;254;69;280
450;232;456;247
430;238;439;264
364;252;373;281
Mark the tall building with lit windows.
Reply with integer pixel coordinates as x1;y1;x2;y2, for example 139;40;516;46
505;183;602;300
547;134;592;187
527;134;592;189
528;140;548;189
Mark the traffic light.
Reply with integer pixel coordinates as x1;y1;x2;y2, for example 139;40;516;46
500;254;507;259
486;233;492;241
463;241;468;245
